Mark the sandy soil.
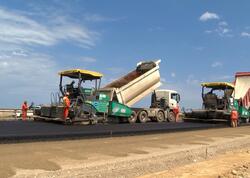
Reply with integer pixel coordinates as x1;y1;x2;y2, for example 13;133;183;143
140;149;250;178
0;126;249;178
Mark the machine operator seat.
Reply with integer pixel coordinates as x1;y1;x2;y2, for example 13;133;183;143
203;93;218;109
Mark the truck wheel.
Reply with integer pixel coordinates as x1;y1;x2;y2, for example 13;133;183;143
167;111;176;122
128;111;137;124
138;111;148;123
156;111;165;122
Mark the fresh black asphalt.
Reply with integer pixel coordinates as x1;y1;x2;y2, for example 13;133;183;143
0;120;226;143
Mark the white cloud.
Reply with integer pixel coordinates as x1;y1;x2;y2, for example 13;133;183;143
0;7;98;48
0;53;59;107
222;28;229;34
148;26;164;32
80;57;97;63
205;30;213;34
12;50;28;57
218;21;228;26
161;77;167;83
205;26;233;37
199;12;220;22
241;32;250;37
211;61;223;68
171;72;176;78
0;54;11;59
84;14;117;22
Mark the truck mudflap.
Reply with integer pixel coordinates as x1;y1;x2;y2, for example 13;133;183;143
108;101;133;118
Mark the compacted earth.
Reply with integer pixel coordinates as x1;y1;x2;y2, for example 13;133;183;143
0;126;249;178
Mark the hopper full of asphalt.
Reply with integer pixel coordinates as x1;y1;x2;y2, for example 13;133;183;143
0;120;226;143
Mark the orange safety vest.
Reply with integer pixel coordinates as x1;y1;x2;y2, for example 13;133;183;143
63;96;70;108
173;106;180;115
230;110;238;120
22;103;28;120
22;103;28;112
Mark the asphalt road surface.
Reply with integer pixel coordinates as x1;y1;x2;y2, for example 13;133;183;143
0;120;226;143
1;125;249;178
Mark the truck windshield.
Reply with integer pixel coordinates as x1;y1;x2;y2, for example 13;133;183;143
171;93;180;103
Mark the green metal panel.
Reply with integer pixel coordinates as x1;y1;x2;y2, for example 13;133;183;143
238;106;250;118
108;101;132;117
231;99;249;118
87;101;109;113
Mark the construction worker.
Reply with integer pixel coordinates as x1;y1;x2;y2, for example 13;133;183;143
21;101;28;121
230;107;239;128
173;106;180;122
63;92;70;120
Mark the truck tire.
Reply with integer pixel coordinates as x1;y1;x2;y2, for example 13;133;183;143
128;111;137;124
167;111;176;122
138;111;148;123
156;111;165;122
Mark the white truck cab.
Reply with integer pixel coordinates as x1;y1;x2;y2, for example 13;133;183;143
153;89;180;109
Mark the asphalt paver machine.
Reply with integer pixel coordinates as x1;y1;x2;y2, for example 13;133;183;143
185;82;236;122
34;69;132;124
185;82;249;123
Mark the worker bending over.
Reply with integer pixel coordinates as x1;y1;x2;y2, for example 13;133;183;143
21;101;28;121
230;108;239;128
63;92;70;120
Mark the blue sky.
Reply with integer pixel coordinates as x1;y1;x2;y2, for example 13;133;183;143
0;0;250;108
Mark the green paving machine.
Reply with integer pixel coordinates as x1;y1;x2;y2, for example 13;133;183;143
34;69;132;124
185;82;250;123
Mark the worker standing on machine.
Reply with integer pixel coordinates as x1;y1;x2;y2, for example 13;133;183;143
63;92;70;120
21;101;28;121
230;107;239;128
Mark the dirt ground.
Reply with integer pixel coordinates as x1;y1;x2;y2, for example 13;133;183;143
140;149;250;178
0;126;249;178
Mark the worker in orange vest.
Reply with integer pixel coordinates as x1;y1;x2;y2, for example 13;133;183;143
63;92;70;120
173;106;180;122
230;108;239;128
21;101;28;121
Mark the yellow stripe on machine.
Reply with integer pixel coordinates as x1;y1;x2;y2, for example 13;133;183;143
58;69;103;79
201;82;235;89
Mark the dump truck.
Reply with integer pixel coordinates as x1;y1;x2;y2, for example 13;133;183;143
128;89;181;123
99;60;181;123
184;81;250;124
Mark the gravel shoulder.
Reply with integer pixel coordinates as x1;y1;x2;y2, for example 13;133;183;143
139;149;250;178
0;126;249;178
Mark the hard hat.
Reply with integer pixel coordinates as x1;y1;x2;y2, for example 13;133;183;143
66;92;70;96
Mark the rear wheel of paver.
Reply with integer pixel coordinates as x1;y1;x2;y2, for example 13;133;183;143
128;111;137;124
156;111;165;122
138;111;148;123
167;111;176;122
